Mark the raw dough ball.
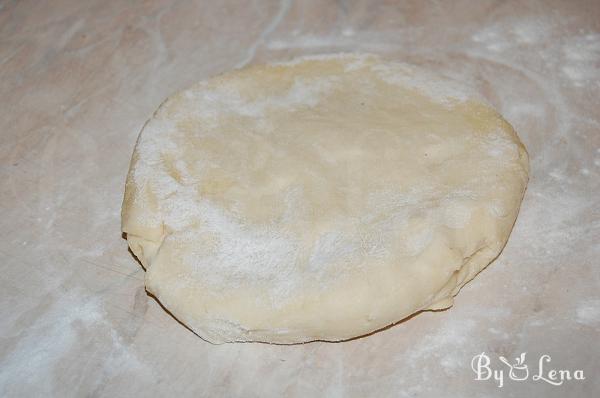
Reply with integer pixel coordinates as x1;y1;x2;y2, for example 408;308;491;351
121;54;529;344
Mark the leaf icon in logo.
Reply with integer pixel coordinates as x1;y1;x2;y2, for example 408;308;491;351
515;352;526;366
499;352;529;381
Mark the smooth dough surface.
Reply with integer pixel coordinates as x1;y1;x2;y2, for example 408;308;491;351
121;54;529;344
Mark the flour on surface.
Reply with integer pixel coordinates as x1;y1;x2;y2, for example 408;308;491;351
575;300;600;326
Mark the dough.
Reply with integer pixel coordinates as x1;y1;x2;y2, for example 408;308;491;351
121;54;529;344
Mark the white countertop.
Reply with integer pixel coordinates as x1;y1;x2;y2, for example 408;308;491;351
1;1;598;396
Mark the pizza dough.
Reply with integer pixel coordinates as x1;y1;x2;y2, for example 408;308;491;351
121;54;529;344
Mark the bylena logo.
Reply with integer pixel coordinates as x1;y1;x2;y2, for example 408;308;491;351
471;352;585;388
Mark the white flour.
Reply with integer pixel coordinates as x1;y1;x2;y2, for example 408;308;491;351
576;300;600;326
0;292;148;396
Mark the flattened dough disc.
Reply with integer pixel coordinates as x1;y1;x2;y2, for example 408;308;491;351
121;54;529;343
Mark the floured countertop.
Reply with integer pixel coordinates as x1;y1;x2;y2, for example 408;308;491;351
0;1;598;397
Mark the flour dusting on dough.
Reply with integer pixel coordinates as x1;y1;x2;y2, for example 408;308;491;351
192;76;338;120
371;63;476;104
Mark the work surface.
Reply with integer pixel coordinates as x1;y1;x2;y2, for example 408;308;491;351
1;1;599;397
